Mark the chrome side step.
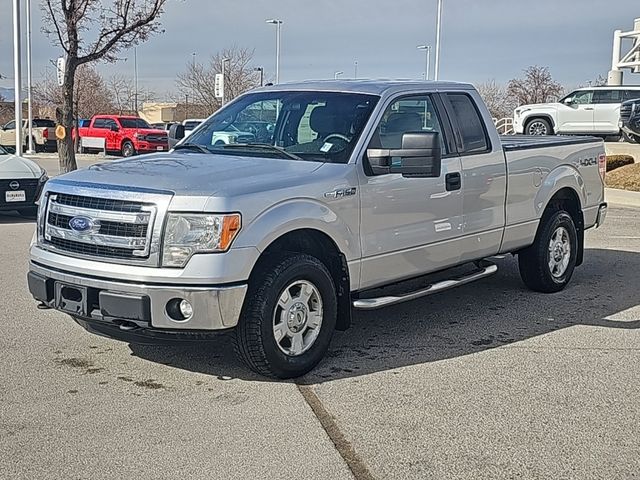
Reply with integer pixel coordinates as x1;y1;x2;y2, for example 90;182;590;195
352;260;498;310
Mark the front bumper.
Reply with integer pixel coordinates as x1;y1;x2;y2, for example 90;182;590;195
137;142;168;152
28;262;248;341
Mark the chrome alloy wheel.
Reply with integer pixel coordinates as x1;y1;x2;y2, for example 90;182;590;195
548;226;571;278
272;280;323;356
527;121;548;135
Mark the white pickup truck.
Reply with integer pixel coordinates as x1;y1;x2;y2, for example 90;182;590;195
28;80;607;378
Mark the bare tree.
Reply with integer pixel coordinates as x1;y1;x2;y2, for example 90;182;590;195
476;79;517;120
107;74;155;114
41;0;167;172
507;66;564;106
36;65;114;119
176;46;260;116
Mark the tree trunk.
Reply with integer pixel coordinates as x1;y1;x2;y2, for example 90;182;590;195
57;61;78;174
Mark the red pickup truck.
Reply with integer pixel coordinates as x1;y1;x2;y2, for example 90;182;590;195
78;115;169;157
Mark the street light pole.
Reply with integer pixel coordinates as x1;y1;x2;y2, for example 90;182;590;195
434;0;443;80
266;19;283;83
417;45;432;80
254;67;264;86
354;61;358;79
334;71;344;80
26;0;34;153
12;0;22;156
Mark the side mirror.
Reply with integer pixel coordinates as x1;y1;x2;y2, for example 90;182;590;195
563;98;574;105
367;132;442;177
168;124;185;148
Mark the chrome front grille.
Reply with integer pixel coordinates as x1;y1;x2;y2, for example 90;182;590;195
42;192;157;261
620;103;634;122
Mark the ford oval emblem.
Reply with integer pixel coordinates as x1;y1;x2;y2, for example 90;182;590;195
69;216;94;233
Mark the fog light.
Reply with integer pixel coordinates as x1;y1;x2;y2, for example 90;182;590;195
179;300;193;319
166;298;193;322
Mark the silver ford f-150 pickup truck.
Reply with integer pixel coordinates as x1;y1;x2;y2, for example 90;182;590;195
28;80;608;378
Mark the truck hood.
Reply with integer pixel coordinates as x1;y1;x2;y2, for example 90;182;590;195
0;153;43;178
50;152;325;197
517;103;559;112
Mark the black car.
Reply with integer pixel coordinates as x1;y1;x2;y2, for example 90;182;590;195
0;144;48;217
620;98;640;143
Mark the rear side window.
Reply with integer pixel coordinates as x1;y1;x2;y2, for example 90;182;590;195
593;90;624;104
445;93;489;154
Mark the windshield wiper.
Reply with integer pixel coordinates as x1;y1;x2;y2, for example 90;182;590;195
173;143;212;154
219;143;304;161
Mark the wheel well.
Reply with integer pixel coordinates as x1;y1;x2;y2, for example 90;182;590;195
255;229;351;331
544;187;584;266
525;116;555;134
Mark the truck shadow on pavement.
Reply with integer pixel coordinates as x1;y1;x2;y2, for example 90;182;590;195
0;212;35;224
129;248;640;383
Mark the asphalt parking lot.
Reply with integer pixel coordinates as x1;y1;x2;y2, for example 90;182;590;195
1;158;639;478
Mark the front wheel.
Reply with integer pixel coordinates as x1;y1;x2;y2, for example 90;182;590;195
518;210;578;293
121;140;135;157
234;253;337;378
622;131;640;144
526;118;552;136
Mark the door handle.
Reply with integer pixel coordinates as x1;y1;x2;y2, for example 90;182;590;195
584;107;594;111
445;172;461;191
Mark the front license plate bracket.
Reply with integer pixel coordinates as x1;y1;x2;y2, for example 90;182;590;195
54;282;88;316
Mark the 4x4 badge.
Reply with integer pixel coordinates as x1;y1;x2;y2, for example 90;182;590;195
324;187;357;199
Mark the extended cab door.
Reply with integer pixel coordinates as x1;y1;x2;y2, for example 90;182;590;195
592;89;624;134
358;93;464;290
556;90;595;133
441;92;507;262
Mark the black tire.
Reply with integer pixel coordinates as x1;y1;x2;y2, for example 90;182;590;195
525;118;553;136
622;131;640;144
121;140;135;157
234;252;337;379
518;210;578;293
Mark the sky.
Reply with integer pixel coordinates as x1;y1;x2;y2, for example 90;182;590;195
1;0;639;100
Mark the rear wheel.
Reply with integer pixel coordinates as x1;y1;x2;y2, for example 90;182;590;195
518;210;578;293
234;253;337;378
525;118;553;136
121;140;135;157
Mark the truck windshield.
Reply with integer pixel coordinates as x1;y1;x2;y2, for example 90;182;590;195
119;118;151;129
184;91;379;163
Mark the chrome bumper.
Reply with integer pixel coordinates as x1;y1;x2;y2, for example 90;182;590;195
28;261;247;332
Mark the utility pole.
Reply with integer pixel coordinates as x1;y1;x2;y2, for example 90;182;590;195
26;0;34;153
12;0;22;156
434;0;443;80
134;47;139;113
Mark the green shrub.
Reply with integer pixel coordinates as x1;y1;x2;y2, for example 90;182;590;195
606;155;635;172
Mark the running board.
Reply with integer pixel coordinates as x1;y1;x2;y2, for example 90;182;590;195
352;261;498;310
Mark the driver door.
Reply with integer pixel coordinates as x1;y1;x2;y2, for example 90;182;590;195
556;90;595;133
358;94;464;290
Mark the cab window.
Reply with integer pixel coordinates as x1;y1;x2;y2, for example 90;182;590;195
563;90;593;105
370;95;448;153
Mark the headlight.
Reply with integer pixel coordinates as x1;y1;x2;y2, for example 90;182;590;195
162;213;241;267
38;169;48;183
134;133;147;140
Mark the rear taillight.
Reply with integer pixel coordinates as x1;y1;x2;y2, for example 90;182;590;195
598;153;606;181
43;128;48;139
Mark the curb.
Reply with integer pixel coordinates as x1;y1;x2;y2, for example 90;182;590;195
605;188;640;208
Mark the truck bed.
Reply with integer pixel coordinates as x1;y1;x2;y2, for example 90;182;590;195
501;135;602;151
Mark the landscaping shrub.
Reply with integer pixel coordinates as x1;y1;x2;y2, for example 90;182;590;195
606;155;635;172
